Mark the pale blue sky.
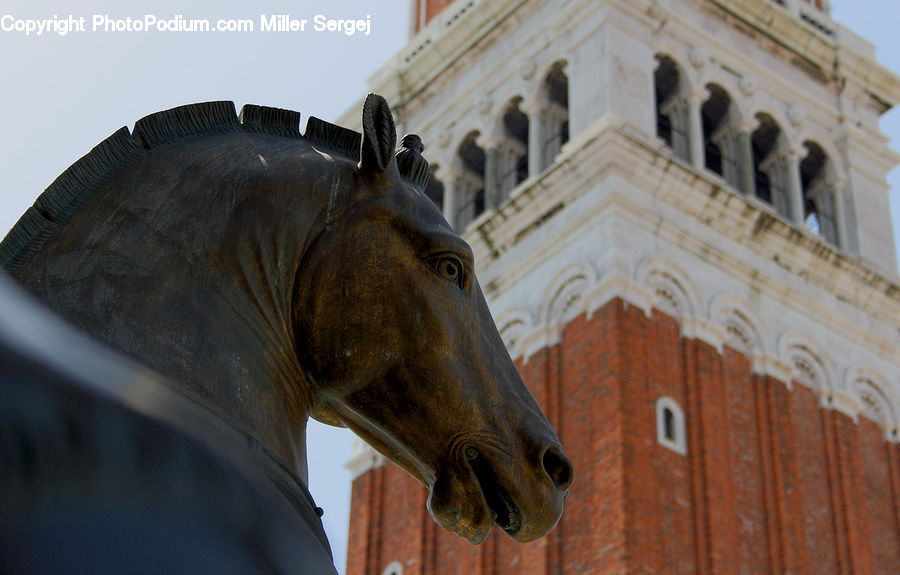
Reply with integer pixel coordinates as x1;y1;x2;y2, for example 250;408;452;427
1;2;897;574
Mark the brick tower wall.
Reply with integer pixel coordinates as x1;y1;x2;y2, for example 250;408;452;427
345;299;900;575
410;0;457;35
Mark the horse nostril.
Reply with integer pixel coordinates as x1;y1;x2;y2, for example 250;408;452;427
542;447;574;491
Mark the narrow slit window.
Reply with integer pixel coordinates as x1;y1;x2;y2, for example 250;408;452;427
656;397;687;455
663;407;676;442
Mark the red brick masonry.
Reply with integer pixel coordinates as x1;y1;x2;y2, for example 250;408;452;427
347;299;900;574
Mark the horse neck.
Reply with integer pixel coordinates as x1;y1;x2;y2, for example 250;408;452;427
14;134;339;483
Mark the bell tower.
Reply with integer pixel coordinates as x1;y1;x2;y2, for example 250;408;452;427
344;1;900;573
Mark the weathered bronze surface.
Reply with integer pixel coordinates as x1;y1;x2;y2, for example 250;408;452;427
0;94;572;566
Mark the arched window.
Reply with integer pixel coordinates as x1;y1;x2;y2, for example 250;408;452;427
455;132;486;230
655;397;687;455
751;114;790;219
701;85;739;188
382;561;403;575
800;141;839;246
500;98;529;198
542;62;569;165
654;55;689;162
850;371;898;440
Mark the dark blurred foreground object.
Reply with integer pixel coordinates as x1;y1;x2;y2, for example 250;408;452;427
0;271;338;574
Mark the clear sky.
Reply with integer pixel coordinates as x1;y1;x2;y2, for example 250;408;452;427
1;2;897;574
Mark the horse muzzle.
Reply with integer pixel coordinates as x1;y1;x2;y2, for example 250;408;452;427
427;435;573;544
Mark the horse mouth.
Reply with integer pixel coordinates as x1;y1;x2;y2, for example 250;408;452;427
465;447;522;534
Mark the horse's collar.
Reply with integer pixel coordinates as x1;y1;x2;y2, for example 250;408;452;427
0;271;335;564
241;432;331;550
162;383;332;553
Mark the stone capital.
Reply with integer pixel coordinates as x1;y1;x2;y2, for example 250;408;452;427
734;116;759;134
476;132;502;150
519;96;544;117
687;87;710;106
784;144;809;162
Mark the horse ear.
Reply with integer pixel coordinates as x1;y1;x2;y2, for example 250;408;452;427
360;93;397;174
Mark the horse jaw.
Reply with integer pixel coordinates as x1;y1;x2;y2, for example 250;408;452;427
426;435;569;544
321;402;498;545
324;389;569;545
428;463;495;544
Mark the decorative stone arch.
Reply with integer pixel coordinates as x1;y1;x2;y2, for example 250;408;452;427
536;60;570;169
745;101;796;145
696;68;749;119
709;295;768;358
513;57;569;180
445;113;484;157
846;366;899;440
699;82;742;188
451;130;486;230
534;42;572;87
495;307;534;359
650;40;698;86
798;138;844;247
503;59;535;101
778;331;835;391
635;257;701;321
426;141;458;179
381;560;404;575
538;262;596;327
490;78;529;121
748;110;793;219
793;127;845;183
654;53;692;162
496;96;530;200
539;59;570;102
471;93;511;147
422;161;446;213
441;99;490;155
426;153;460;227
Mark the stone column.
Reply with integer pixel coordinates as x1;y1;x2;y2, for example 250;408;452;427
687;90;707;170
832;178;848;249
483;142;500;211
735;118;758;196
525;104;544;178
441;166;460;230
785;148;806;225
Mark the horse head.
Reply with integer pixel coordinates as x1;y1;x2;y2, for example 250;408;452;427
1;93;571;547
295;95;573;543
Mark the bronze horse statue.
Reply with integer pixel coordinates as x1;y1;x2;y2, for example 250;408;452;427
0;94;572;571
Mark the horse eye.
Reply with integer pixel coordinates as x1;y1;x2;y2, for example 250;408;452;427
428;255;464;288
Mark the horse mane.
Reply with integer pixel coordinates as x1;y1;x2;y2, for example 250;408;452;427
0;101;393;273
